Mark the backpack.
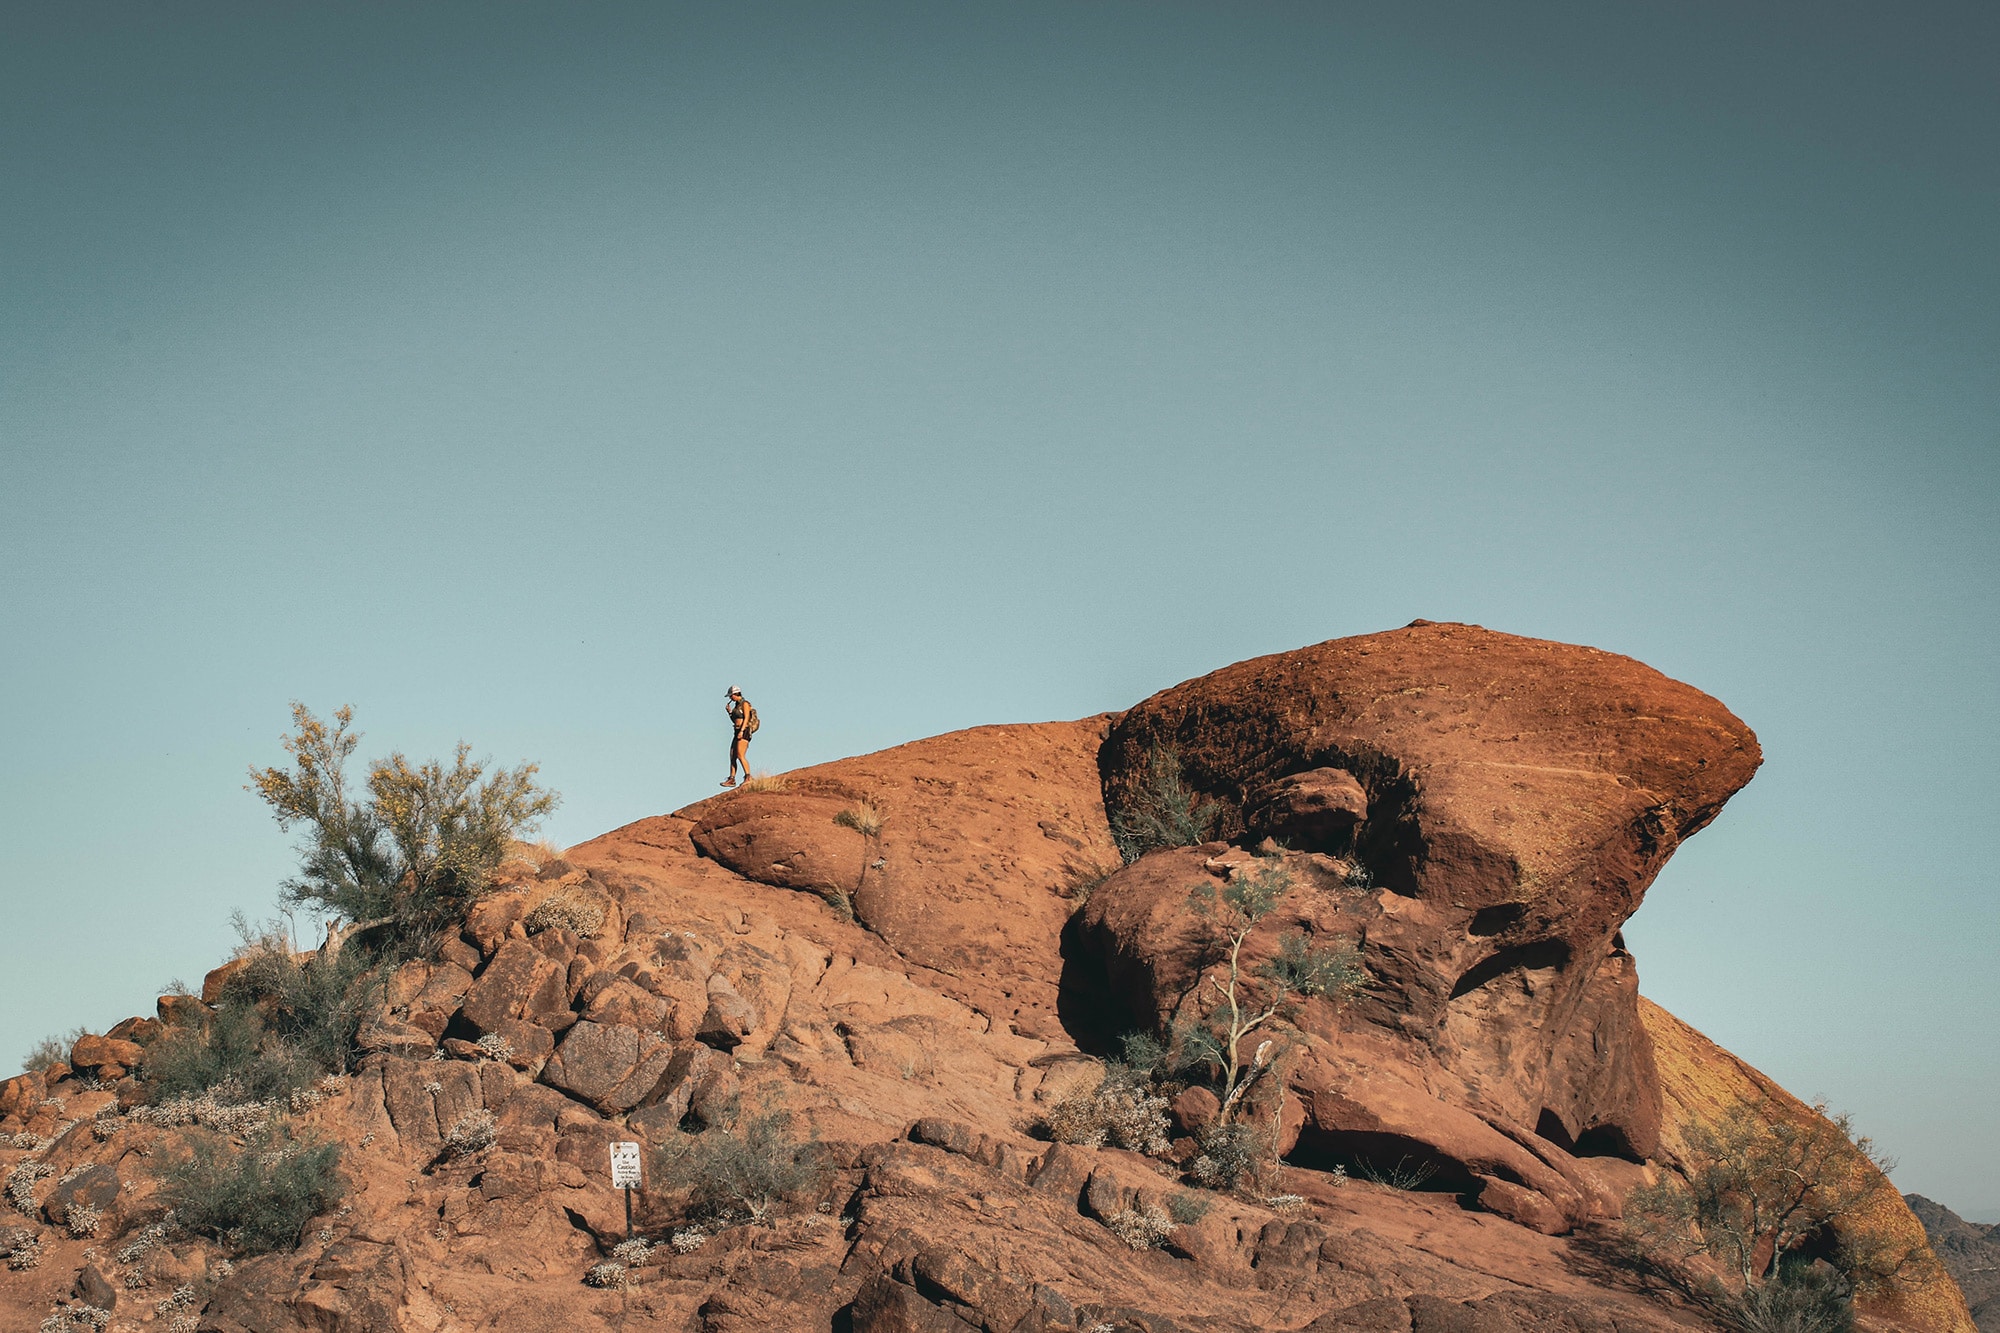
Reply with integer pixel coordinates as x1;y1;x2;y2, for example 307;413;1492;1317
742;701;760;737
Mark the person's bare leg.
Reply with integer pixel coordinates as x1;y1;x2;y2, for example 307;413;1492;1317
722;736;740;786
734;736;751;781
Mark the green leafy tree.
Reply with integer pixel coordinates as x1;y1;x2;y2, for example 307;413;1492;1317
1180;861;1365;1119
249;704;558;958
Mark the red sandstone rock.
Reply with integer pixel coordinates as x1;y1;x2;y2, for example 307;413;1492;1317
68;1034;144;1076
1;629;1969;1333
1083;623;1763;1229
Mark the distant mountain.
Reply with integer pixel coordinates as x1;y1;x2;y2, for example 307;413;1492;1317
1909;1194;2000;1332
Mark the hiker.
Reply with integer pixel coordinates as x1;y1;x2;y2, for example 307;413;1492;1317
722;686;759;787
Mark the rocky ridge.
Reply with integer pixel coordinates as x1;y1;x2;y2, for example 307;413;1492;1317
1906;1196;2000;1332
0;623;1974;1332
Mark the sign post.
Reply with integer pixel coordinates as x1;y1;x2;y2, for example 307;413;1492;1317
609;1141;642;1240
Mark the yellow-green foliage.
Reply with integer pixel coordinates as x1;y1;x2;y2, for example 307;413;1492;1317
1639;999;1971;1333
249;703;558;956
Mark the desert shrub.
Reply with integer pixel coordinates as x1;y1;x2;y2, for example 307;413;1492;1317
1625;1101;1899;1292
2;1225;42;1271
1725;1262;1855;1333
583;1261;626;1288
610;1237;655;1265
141;1002;315;1107
523;888;605;938
1104;1204;1175;1250
154;1123;344;1255
653;1109;828;1226
7;1161;54;1217
249;703;558;961
1110;744;1221;863
1178;863;1365;1119
222;924;379;1075
1059;862;1117;905
64;1202;103;1239
1188;1122;1272;1192
833;802;883;839
737;773;788;793
22;1028;86;1075
129;1091;272;1134
1167;1191;1210;1225
472;1033;514;1062
440;1109;496;1159
1044;1066;1170;1154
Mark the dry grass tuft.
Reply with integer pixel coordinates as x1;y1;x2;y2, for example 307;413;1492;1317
1103;1204;1174;1250
737;773;788;793
524;887;606;939
833;802;883;839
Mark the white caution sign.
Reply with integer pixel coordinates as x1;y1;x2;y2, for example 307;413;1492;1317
609;1141;642;1189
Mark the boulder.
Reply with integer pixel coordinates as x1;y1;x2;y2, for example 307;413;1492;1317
104;1015;161;1047
0;1070;45;1122
41;1161;120;1231
200;955;254;1004
1087;622;1763;1198
69;1034;144;1079
156;993;207;1027
456;938;574;1038
582;976;670;1030
674;718;1121;1034
697;983;758;1050
539;1020;675;1114
1245;767;1369;847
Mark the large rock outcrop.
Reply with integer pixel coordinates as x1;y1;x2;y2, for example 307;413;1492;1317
678;718;1122;1038
0;625;1970;1333
1082;622;1761;1223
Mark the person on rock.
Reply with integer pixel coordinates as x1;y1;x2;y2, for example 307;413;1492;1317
722;685;759;787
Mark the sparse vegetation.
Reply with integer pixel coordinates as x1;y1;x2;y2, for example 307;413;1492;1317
652;1107;829;1227
1103;1203;1174;1250
1624;1101;1905;1322
472;1033;514;1062
1724;1261;1855;1333
583;1261;626;1288
833;801;884;839
1181;862;1365;1120
7;1161;54;1217
523;887;605;938
22;1029;85;1075
1167;1191;1210;1225
1355;1155;1438;1191
1044;1065;1170;1154
440;1109;497;1159
140;930;370;1107
1059;862;1117;904
154;1122;344;1255
1187;1121;1273;1192
737;773;789;793
2;1225;42;1271
63;1202;103;1239
1110;743;1221;863
249;703;559;961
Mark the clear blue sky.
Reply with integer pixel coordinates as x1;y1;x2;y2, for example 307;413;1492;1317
3;2;1994;1219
